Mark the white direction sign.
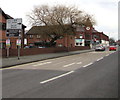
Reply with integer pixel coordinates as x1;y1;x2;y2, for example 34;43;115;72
16;39;21;46
6;39;10;47
6;18;22;29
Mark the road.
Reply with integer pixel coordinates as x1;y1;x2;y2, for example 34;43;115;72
2;50;118;98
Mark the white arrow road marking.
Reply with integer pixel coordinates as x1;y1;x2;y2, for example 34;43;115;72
63;63;75;67
40;71;74;84
82;62;93;68
33;62;52;66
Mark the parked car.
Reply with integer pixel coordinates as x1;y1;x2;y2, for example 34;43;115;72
38;46;45;48
24;45;36;49
95;46;105;51
109;45;117;51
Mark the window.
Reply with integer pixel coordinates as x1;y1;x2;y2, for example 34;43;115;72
29;35;33;38
0;43;6;49
0;22;6;30
37;35;41;38
80;34;83;38
58;44;63;47
85;34;90;39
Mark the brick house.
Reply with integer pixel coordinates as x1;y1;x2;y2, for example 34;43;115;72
92;29;109;47
26;17;109;48
26;24;109;48
0;8;26;49
26;25;75;48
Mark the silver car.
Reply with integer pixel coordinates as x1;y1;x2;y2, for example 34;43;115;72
95;46;105;51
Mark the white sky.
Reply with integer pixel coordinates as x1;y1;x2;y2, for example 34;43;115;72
0;0;119;40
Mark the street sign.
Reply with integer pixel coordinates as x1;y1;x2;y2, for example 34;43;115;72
6;39;10;47
6;29;20;37
6;18;22;37
6;18;22;30
16;39;21;46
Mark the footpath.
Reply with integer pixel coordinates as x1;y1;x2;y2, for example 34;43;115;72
1;49;94;68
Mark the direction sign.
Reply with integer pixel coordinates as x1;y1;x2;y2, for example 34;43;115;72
16;39;21;46
6;18;22;30
6;29;20;37
6;39;10;47
6;18;22;37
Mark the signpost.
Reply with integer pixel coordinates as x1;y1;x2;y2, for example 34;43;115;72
6;39;10;58
6;18;22;30
6;18;22;37
16;39;21;60
6;18;22;59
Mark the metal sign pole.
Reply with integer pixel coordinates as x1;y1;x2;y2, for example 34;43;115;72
18;45;20;60
17;38;20;60
7;47;9;58
17;30;21;60
6;38;10;58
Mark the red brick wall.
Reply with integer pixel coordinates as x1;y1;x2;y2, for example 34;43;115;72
1;46;90;57
27;34;75;47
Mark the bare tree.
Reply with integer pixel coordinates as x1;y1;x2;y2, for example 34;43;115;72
109;38;116;45
27;5;96;46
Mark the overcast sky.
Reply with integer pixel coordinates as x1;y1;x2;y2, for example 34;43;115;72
0;0;119;40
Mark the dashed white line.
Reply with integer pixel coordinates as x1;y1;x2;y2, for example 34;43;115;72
40;71;74;84
82;62;93;67
63;63;75;67
106;54;109;56
33;62;52;66
96;57;103;61
76;62;82;64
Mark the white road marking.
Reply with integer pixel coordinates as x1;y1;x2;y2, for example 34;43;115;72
76;62;82;64
106;54;109;56
54;61;67;65
82;62;93;67
40;71;74;84
33;62;52;66
89;52;102;54
96;57;103;61
63;63;75;67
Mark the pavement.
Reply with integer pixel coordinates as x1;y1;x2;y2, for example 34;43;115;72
1;49;94;68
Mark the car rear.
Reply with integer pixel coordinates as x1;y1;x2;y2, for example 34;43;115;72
109;46;117;51
95;46;105;51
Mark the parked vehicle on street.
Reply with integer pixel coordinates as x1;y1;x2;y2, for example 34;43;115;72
38;46;45;48
109;45;117;51
95;46;105;51
24;45;36;49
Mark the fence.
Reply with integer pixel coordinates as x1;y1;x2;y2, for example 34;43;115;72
1;46;90;58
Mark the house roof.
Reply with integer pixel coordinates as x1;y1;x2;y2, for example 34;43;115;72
27;25;74;35
0;8;26;28
0;8;13;19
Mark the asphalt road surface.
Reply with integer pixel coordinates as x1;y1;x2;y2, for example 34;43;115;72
2;50;118;98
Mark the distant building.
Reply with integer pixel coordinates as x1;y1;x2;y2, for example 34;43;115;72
26;25;109;48
26;25;75;47
116;40;120;46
